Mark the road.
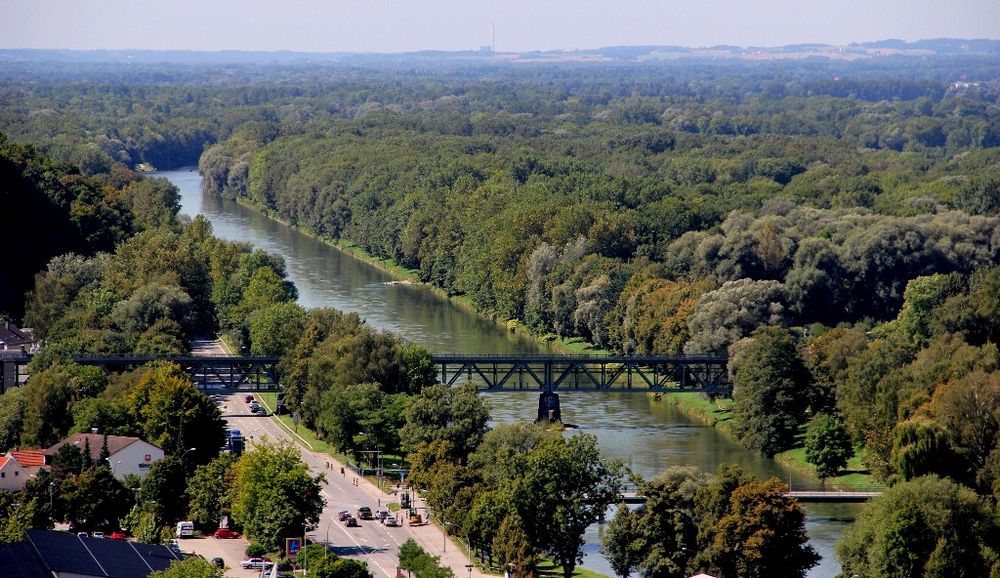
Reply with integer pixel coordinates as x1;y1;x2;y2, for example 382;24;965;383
207;387;478;578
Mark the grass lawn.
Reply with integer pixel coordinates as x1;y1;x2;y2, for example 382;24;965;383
535;558;609;578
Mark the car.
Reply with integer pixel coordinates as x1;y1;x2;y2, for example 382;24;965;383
245;394;254;403
214;527;240;539
249;405;260;414
383;516;399;527
168;540;181;553
110;531;127;540
337;510;351;521
376;507;389;521
76;532;88;538
241;558;269;569
344;516;359;527
211;557;225;568
357;506;373;520
92;532;105;539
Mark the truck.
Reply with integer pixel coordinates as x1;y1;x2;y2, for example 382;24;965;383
228;429;244;455
176;521;194;538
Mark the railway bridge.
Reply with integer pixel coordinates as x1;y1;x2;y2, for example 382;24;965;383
3;352;730;420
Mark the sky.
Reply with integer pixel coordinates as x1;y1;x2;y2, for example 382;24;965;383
1;0;997;53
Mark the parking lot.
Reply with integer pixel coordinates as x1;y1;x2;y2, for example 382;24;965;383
177;534;269;577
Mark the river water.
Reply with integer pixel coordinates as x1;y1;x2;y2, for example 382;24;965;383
162;168;858;578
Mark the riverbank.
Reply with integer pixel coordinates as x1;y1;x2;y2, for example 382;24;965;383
661;393;877;489
228;192;870;489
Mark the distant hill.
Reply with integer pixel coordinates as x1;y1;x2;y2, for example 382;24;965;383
0;38;998;67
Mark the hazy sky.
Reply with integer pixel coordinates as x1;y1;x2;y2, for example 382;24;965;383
1;0;997;53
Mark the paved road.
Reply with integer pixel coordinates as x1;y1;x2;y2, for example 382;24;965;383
217;391;478;578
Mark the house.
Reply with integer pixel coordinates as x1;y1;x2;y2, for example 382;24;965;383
0;454;29;491
10;449;46;477
0;322;32;352
0;529;182;577
45;433;164;480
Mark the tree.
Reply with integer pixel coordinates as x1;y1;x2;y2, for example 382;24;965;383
512;434;625;578
837;475;998;578
684;279;786;354
890;417;958;482
59;464;132;533
732;326;812;457
126;362;225;464
399;538;455;578
804;413;853;479
0;387;27;452
706;478;819;578
229;439;325;550
186;454;235;529
248;301;307;356
139;456;188;525
149;557;225;578
400;384;490;459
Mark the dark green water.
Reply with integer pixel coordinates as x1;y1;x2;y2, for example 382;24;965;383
163;168;858;578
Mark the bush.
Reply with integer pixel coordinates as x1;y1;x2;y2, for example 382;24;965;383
246;542;269;557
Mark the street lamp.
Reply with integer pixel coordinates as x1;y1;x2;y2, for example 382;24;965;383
179;447;197;461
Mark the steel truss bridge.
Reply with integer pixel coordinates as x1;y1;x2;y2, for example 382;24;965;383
433;354;730;395
4;353;730;406
71;355;281;392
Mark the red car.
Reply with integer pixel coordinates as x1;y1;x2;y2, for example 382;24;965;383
244;394;254;403
109;532;127;541
214;528;240;539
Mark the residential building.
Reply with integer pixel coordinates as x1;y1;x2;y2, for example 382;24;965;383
0;529;182;577
0;322;32;352
0;454;29;491
45;433;164;480
10;449;46;477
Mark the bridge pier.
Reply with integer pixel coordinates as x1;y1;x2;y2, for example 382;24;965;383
537;391;561;423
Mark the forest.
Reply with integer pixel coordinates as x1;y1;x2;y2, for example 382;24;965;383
2;52;1000;576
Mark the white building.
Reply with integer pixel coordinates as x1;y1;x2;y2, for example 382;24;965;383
0;454;30;491
45;433;164;480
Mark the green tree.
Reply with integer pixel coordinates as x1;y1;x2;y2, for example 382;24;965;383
229;439;325;550
512;434;625;578
186;454;235;529
59;465;132;533
838;475;998;578
139;456;188;525
732;326;812;457
804;413;853;479
400;384;490;459
248;301;307;356
399;538;455;578
0;387;27;452
149;556;225;578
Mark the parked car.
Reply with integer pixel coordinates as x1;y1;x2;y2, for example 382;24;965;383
211;557;225;568
241;558;269;569
168;540;181;553
357;506;373;520
344;516;359;527
337;510;351;521
214;527;240;539
244;394;254;403
92;532;105;539
110;532;127;540
76;532;88;538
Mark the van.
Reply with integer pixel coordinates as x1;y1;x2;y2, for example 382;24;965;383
176;521;194;538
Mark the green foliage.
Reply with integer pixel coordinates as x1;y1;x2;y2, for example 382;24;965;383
605;465;817;578
229;439;325;551
0;387;27;452
149;556;225;578
400;384;490;459
140;456;188;525
804;413;853;478
186;454;236;529
837;475;999;578
248;301;307;356
399;538;455;578
732;326;812;457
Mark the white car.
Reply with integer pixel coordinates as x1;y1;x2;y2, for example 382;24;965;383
241;558;271;569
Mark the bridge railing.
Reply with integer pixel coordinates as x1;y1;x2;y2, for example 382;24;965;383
432;353;728;362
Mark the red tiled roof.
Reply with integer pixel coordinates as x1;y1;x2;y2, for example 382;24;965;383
0;455;9;469
11;449;46;468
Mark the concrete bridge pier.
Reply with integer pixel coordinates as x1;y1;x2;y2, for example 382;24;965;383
536;391;561;423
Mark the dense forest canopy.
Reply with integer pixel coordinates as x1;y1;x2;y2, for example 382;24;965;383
4;51;1000;575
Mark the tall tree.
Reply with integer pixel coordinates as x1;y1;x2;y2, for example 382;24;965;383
732;326;812;456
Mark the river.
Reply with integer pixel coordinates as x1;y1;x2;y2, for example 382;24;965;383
162;168;859;578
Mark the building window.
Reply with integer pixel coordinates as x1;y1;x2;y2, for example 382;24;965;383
1;472;5;478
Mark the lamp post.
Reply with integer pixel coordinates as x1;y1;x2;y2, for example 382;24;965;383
179;447;197;462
